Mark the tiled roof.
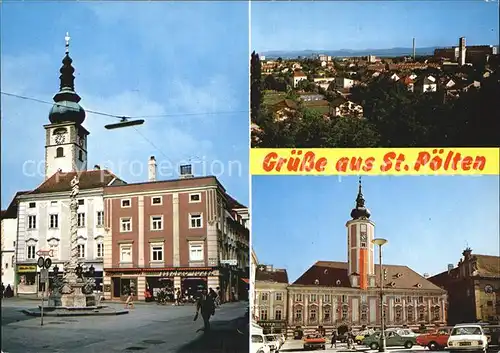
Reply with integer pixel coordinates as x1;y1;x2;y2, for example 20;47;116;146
475;254;500;277
294;70;307;77
30;170;125;194
292;261;445;291
272;99;298;111
1;191;30;219
256;267;289;284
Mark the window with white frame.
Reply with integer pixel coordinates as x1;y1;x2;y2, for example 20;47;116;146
151;216;163;231
49;243;59;259
324;308;331;321
151;243;164;262
77;244;85;258
275;309;282;320
418;296;424;304
96;243;104;258
28;202;36;208
310;308;317;321
151;196;162;205
120;244;132;263
260;309;268;320
77;213;85;227
311;294;317;302
295;308;302;321
49;214;59;229
189;214;203;229
121;199;131;208
28;215;36;229
296;294;302;302
395;296;402;303
261;292;269;301
96;211;104;227
27;245;36;259
341;295;347;303
342;306;348;320
78;199;85;205
189;243;203;261
324;294;331;303
189;193;201;203
120;218;132;232
276;292;282;301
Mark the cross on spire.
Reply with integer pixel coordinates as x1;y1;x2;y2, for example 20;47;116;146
65;32;71;54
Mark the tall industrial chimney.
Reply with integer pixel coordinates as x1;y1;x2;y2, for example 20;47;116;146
148;156;157;182
459;37;466;66
413;38;416;59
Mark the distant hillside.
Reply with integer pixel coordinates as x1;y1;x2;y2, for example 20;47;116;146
260;47;440;59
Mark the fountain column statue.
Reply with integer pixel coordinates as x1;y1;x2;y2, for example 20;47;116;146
60;175;88;307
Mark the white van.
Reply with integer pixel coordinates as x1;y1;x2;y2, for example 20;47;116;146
251;324;271;353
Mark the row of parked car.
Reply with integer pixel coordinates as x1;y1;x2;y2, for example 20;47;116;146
357;323;499;352
251;323;285;353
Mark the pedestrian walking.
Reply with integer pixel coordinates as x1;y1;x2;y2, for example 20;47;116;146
331;329;337;348
124;286;135;309
195;288;216;333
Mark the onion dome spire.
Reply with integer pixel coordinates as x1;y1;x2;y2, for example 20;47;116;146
49;32;86;125
350;177;371;220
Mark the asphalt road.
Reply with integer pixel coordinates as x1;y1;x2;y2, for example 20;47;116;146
1;298;248;353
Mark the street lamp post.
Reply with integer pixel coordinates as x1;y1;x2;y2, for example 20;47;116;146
372;238;388;353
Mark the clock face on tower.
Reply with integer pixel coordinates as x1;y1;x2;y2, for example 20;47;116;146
360;232;367;242
55;134;65;145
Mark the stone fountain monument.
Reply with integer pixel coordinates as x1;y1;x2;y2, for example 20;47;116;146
23;175;127;317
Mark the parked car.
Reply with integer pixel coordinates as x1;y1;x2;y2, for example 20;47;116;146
303;333;326;350
416;327;453;350
362;330;417;350
268;334;284;349
251;334;271;353
265;334;280;352
447;324;488;353
355;329;375;344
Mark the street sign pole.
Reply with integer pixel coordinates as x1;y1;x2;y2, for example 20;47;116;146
37;253;51;327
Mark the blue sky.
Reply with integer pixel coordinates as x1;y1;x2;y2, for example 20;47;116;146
1;2;249;208
252;176;500;282
251;1;499;52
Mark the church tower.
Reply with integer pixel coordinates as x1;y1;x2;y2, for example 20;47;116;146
44;33;89;179
346;178;375;289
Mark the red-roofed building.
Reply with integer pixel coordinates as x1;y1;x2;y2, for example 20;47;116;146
102;162;249;303
428;249;500;325
293;70;308;88
285;181;447;337
255;264;289;334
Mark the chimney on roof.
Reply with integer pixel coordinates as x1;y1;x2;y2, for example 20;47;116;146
423;273;429;279
447;264;454;274
94;165;100;170
179;164;194;179
148;156;157;182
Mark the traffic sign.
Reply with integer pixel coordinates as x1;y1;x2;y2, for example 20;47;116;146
44;258;52;269
40;269;49;283
36;249;53;257
37;257;45;268
221;259;238;266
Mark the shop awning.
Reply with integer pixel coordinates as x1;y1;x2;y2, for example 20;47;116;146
241;278;249;284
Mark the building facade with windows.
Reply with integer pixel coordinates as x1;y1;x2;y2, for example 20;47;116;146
286;181;447;337
14;170;125;296
429;249;500;325
1;193;24;288
255;265;289;334
251;248;259;322
102;166;249;302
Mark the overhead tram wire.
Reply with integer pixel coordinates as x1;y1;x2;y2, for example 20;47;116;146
1;90;231;166
0;91;249;120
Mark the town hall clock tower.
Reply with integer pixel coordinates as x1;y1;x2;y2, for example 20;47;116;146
44;33;89;179
346;178;376;290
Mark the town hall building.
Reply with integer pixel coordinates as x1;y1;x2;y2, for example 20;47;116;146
284;181;447;336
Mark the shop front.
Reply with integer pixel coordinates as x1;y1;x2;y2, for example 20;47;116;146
258;320;288;334
103;267;219;302
15;264;38;295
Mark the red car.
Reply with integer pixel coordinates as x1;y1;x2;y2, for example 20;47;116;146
416;327;453;351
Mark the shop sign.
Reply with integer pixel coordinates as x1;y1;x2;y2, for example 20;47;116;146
17;265;37;273
149;270;214;277
257;320;287;328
